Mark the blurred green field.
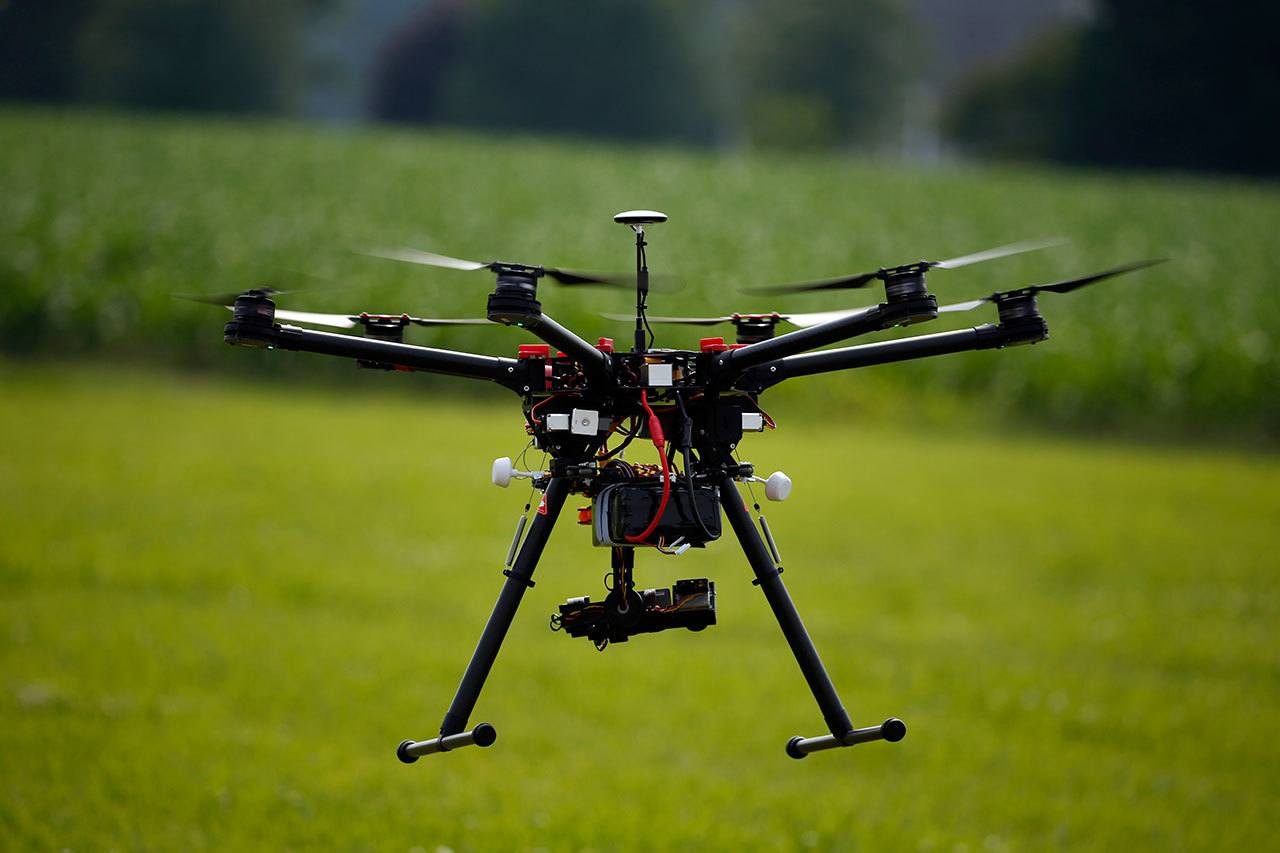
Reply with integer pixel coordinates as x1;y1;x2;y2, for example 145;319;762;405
2;362;1277;850
1;107;1278;438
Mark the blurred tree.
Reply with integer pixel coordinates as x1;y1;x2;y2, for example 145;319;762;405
1063;2;1280;174
0;0;95;102
946;2;1280;175
732;0;918;150
74;0;326;113
372;0;717;144
943;27;1076;162
369;0;464;124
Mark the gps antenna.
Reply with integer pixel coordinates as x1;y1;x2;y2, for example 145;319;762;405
614;210;668;353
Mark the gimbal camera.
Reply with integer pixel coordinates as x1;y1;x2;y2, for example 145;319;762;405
200;210;1162;761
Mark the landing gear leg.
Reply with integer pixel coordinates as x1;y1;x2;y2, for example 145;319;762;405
397;477;571;763
718;473;906;759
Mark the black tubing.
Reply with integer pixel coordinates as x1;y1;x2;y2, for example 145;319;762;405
397;723;499;762
785;718;907;759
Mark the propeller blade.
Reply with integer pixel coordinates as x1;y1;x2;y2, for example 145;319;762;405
181;284;492;331
604;311;732;325
1032;258;1167;294
174;287;289;306
271;308;360;329
266;309;493;329
408;316;495;327
936;258;1166;313
608;307;876;329
365;247;492;272
782;307;876;327
743;237;1062;296
744;269;881;295
936;297;994;314
931;237;1066;270
544;267;632;287
365;249;648;289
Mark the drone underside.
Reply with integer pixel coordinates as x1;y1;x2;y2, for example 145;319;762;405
203;210;1162;762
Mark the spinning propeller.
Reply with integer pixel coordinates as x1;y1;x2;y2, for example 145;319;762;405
179;286;293;305
605;309;864;328
937;258;1167;314
365;247;636;288
745;238;1065;295
603;309;867;344
176;288;492;337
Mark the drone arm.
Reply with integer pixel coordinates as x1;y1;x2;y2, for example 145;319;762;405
261;325;526;389
742;321;1042;390
784;324;1006;377
712;305;888;379
519;313;611;381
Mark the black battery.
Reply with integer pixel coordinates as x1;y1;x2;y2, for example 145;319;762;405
592;481;721;547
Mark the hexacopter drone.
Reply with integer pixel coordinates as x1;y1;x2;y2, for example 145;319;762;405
197;211;1161;762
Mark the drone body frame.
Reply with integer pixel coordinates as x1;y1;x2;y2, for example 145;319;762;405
213;212;1155;762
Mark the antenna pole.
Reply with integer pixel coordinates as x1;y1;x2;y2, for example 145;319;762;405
613;210;666;353
634;225;648;353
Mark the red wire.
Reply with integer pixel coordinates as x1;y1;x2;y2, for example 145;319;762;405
626;390;670;544
529;392;572;426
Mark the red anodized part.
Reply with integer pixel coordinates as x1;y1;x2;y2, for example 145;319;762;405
699;336;729;353
517;344;551;359
596;337;615;353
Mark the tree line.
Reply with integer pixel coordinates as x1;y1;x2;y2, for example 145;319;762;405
946;1;1280;176
3;0;1276;174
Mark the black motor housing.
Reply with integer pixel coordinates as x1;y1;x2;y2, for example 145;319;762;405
223;291;277;348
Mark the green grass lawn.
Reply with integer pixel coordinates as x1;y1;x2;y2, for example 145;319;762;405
2;108;1278;437
1;361;1277;850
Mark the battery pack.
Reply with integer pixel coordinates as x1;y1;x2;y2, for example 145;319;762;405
592;482;721;547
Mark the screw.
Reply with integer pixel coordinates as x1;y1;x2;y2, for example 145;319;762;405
508;366;515;373
523;385;530;392
769;366;777;373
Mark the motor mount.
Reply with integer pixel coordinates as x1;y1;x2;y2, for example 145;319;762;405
487;268;543;324
223;290;277;348
994;291;1050;345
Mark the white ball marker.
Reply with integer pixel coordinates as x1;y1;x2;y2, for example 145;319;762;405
492;456;543;488
764;471;792;502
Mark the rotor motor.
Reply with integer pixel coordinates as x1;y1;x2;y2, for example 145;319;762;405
223;290;277;348
486;270;543;325
993;292;1049;345
881;266;939;325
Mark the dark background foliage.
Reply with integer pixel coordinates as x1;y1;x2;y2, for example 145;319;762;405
8;0;1274;174
945;2;1280;175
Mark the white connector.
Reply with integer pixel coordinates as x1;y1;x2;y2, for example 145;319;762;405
570;408;600;436
644;363;673;387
